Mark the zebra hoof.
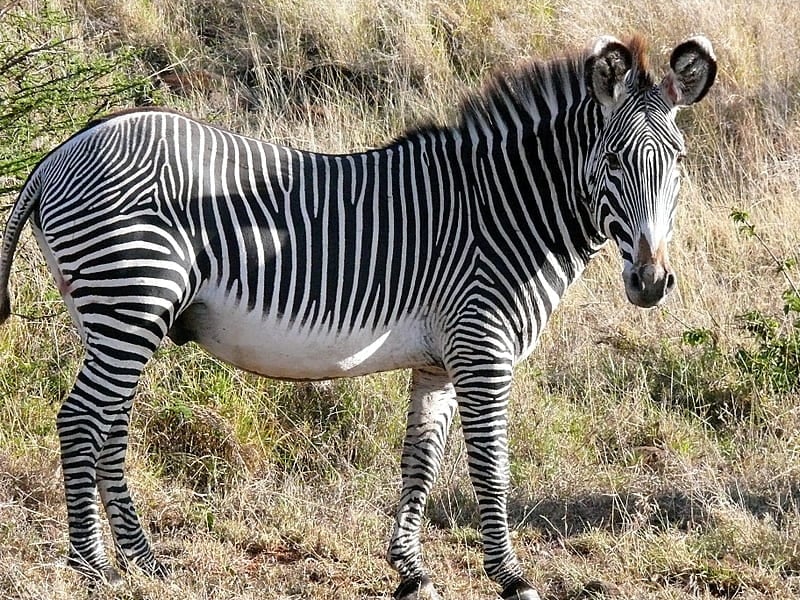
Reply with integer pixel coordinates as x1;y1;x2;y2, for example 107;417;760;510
500;580;541;600
101;565;125;587
117;553;171;579
68;554;124;587
141;557;171;579
82;566;124;590
393;575;442;600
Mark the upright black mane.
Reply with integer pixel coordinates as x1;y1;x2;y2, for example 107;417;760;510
384;56;587;150
457;34;655;133
458;54;584;130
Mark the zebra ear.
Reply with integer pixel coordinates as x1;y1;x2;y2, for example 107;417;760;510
661;36;717;107
585;36;633;108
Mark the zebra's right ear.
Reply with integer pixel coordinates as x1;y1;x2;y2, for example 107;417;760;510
585;36;633;108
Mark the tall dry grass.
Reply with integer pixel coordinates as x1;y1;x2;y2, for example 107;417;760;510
1;0;800;599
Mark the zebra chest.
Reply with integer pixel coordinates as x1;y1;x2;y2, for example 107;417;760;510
170;296;434;380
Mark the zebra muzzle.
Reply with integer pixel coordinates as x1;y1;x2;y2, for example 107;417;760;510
624;238;676;308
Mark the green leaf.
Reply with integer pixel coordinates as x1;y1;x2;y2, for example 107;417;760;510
729;208;750;225
782;289;800;315
682;328;715;347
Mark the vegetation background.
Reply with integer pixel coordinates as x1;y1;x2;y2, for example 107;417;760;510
1;0;799;598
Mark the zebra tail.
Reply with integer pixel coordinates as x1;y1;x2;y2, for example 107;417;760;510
0;170;42;325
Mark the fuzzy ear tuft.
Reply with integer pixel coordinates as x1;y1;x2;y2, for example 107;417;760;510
585;36;634;108
661;36;717;106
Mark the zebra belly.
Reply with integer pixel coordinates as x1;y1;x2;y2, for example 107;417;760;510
175;301;434;380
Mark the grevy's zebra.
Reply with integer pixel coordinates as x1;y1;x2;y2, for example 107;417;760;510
0;35;716;599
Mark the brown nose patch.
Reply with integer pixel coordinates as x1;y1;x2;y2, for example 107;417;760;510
637;236;668;267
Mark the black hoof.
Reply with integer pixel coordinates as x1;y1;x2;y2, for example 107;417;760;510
68;554;124;587
393;575;441;600
101;565;124;587
501;580;541;600
141;557;171;579
81;567;124;590
116;552;171;579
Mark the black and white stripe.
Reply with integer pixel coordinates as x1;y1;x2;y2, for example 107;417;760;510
0;35;716;599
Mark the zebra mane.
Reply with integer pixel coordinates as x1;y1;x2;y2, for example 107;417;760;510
457;55;583;131
624;33;655;91
385;57;587;149
81;106;188;134
456;34;655;133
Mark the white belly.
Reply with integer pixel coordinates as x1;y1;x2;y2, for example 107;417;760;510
182;299;434;380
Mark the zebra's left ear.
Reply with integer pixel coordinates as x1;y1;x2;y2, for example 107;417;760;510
661;36;717;107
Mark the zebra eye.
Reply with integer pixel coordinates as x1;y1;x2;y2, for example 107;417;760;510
606;152;621;170
676;151;687;164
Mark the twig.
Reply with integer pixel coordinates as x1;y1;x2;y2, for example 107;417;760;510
11;308;67;321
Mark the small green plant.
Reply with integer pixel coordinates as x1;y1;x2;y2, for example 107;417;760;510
681;327;716;349
682;210;800;394
729;210;800;392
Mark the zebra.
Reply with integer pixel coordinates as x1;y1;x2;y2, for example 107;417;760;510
0;34;716;599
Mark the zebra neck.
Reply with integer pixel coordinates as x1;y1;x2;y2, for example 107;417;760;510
460;96;605;360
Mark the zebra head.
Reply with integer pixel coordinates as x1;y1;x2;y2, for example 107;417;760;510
585;35;716;308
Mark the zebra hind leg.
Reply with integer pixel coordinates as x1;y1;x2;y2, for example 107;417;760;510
58;365;127;584
388;368;457;600
59;321;165;584
97;398;169;578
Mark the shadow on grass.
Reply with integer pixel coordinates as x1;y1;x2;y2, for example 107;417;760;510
427;482;800;539
427;483;800;598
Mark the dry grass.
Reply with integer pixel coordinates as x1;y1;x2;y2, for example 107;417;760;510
1;0;800;598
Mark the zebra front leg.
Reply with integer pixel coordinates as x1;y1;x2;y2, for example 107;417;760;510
97;397;168;578
453;365;541;600
388;368;457;600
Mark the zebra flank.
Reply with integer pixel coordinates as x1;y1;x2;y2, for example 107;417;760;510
0;34;716;599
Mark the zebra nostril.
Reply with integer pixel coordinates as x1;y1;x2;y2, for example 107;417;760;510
629;270;642;291
665;271;677;293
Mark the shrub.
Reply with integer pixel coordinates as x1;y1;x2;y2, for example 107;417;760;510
0;4;149;195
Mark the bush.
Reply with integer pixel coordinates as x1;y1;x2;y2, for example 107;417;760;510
683;210;800;396
0;4;149;195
